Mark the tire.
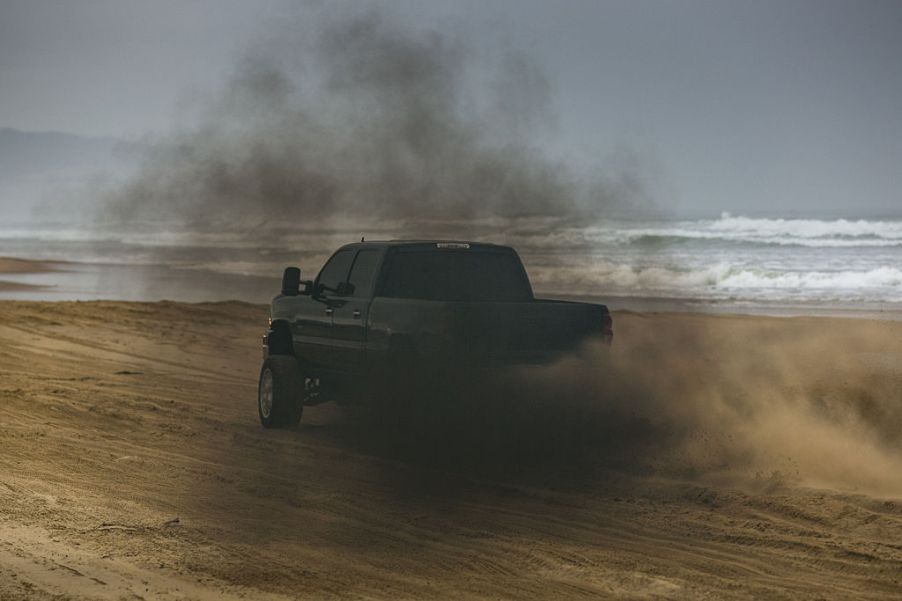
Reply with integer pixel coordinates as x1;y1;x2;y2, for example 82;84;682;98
258;356;303;428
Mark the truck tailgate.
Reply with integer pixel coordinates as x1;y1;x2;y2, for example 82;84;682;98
448;299;608;360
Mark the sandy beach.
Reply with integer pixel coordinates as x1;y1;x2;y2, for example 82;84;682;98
1;300;901;599
3;1;901;597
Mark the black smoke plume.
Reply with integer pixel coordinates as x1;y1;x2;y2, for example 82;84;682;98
100;9;653;236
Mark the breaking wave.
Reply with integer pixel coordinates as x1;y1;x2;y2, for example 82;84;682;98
608;213;902;248
531;263;902;303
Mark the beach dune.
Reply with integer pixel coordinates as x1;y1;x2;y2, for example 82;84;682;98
1;300;901;599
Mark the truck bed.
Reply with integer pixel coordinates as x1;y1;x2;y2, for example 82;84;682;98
367;297;610;365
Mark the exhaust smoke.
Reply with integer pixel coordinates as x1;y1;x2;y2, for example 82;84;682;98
99;9;654;237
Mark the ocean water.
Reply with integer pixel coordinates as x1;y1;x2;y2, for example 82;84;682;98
521;213;902;307
1;213;900;312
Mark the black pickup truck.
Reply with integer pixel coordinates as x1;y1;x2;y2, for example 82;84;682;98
258;241;613;427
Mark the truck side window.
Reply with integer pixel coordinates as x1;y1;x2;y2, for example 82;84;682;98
317;249;354;294
347;250;380;298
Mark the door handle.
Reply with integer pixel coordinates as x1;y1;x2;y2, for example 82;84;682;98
325;308;333;316
352;310;361;319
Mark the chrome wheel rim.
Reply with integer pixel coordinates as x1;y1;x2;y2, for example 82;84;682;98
260;368;274;419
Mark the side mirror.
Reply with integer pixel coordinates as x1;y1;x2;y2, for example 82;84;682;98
281;267;301;296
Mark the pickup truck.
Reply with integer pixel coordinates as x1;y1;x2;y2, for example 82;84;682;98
257;240;613;427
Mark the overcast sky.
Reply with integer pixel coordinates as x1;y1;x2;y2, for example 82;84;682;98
1;0;900;217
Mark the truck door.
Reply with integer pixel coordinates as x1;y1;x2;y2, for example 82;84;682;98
297;249;354;370
330;249;381;375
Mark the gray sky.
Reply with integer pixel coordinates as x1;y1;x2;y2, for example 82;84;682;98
1;0;900;217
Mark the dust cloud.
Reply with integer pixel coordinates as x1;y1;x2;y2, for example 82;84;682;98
351;315;902;496
99;9;654;236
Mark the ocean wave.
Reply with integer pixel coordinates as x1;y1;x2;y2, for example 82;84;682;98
626;233;902;248
530;262;902;302
576;214;902;248
711;213;902;239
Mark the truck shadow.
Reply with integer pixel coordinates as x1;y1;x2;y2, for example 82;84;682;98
318;359;669;488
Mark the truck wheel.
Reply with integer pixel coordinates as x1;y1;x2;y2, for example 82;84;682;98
258;356;303;428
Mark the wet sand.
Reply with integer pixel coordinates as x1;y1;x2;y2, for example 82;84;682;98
0;258;64;274
1;301;901;599
0;258;60;292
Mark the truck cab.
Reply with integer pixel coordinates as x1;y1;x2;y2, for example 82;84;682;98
258;241;612;428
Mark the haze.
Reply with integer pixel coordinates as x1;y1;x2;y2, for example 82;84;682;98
0;0;900;220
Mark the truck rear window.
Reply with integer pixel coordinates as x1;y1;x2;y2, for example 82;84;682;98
379;249;533;302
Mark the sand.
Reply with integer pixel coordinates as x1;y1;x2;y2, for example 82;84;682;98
0;258;63;274
1;300;901;599
0;258;62;293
